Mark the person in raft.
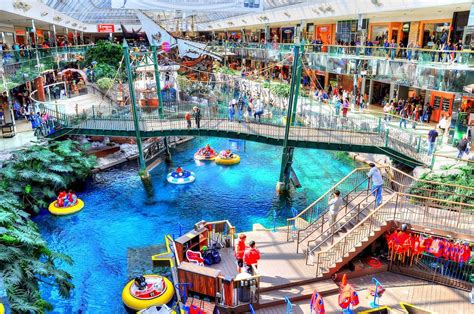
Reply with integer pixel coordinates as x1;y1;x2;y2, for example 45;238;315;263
221;149;234;158
244;240;261;275
199;144;215;156
56;190;67;207
175;167;184;176
63;190;78;207
235;234;248;272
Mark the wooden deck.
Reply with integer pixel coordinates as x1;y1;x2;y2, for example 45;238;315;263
209;229;317;288
258;272;472;314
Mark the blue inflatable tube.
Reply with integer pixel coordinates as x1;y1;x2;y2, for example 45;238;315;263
167;170;196;184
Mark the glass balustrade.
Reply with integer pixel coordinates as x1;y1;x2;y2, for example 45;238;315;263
211;43;474;93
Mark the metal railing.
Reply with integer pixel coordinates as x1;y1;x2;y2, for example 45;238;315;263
287;167;370;241
311;192;474;277
213;43;474;66
40;99;436;166
288;165;473;257
391;250;474;290
303;194;377;258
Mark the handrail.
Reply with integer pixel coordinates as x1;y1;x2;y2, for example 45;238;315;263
389;165;474;192
288;167;369;222
311;193;397;273
305;194;376;256
217;42;474;54
295;174;370;251
310;191;473;275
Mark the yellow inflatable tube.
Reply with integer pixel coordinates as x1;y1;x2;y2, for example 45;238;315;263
122;275;174;311
0;303;4;314
48;199;84;216
216;154;240;165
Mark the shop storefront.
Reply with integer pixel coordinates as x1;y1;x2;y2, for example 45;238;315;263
14;29;27;44
315;24;334;44
429;90;455;122
368;22;409;46
281;27;294;43
335;19;368;44
419;19;451;48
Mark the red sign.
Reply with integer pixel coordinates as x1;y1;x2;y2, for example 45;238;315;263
97;24;115;33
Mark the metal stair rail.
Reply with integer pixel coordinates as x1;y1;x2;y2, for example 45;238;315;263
303;194;377;258
287;167;371;242
295;177;377;253
289;165;474;244
309;192;474;277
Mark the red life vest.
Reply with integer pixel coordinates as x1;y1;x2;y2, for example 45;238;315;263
244;247;260;266
234;240;247;259
310;290;325;314
461;244;471;263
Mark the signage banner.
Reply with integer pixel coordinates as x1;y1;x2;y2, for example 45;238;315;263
136;10;176;48
111;0;263;12
97;24;115;33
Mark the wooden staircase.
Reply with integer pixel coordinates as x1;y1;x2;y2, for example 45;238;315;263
307;197;399;278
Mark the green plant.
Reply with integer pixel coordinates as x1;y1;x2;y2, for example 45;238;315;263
84;40;123;68
409;164;474;204
0;140;96;214
0;140;95;312
96;77;115;90
270;83;291;98
93;63;117;80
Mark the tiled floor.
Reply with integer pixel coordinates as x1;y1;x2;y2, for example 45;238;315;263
0;119;36;152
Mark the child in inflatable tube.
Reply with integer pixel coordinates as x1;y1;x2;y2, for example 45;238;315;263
63;190;78;207
56;190;67;207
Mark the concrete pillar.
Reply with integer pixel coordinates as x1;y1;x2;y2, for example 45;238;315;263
389;82;396;101
34;77;45;101
368;79;374;105
361;77;366;96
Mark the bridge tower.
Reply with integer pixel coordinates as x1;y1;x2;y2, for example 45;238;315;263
122;40;149;180
276;44;303;193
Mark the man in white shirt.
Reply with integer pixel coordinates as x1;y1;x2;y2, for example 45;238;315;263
328;190;343;226
368;163;384;206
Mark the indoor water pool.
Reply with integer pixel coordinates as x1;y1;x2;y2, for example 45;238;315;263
34;137;357;313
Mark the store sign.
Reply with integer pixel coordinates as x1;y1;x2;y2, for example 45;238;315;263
111;0;262;12
15;29;26;35
97;24;115;33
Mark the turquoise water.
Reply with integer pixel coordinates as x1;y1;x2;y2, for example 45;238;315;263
34;137;356;313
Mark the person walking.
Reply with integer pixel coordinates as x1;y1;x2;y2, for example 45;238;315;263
425;105;433;123
228;98;236;122
342;98;349;117
427;127;439;156
254;97;264;122
399;105;408;128
368;163;383;206
246;100;253;123
243;241;261;275
193;106;201;129
456;136;469;159
328;190;342;233
235;234;248;273
185;111;191;128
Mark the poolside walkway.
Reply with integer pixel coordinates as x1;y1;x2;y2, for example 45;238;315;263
258;272;472;313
